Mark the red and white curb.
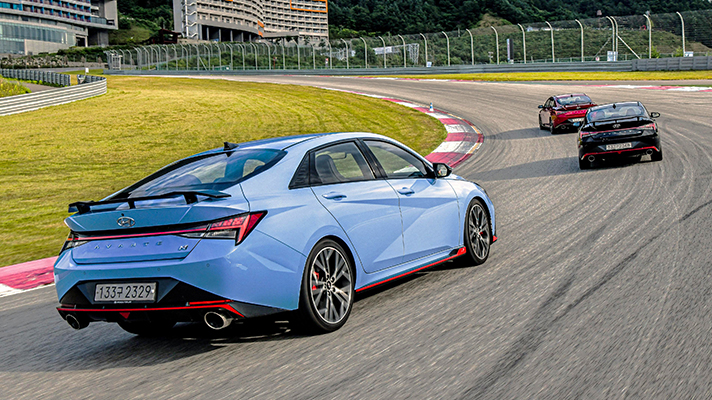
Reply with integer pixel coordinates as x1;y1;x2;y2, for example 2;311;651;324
320;87;484;167
0;256;57;297
333;76;712;92
0;87;485;297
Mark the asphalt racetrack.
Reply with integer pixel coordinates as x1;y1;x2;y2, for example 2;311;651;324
2;76;711;399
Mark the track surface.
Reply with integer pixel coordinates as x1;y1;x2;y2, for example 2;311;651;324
2;77;711;399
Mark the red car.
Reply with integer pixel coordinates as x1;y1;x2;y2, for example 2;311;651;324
538;94;596;134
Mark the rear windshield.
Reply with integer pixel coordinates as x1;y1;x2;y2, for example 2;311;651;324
121;149;285;197
587;104;647;122
557;95;592;106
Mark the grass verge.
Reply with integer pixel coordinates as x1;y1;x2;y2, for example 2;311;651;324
0;78;30;98
0;76;445;268
384;70;712;82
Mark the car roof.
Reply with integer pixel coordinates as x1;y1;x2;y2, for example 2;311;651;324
589;101;643;111
553;93;588;100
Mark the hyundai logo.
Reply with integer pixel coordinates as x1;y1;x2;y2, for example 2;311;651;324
612;123;621;129
117;216;135;228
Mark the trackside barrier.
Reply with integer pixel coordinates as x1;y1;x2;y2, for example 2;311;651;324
632;56;712;71
1;69;71;87
105;60;634;77
0;78;107;116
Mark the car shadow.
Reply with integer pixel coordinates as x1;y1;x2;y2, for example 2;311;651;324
486;127;578;141
475;156;581;182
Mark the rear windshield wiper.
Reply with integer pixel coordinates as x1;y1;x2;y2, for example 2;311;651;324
69;189;231;214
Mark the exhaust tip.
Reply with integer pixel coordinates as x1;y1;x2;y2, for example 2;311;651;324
204;311;233;330
66;314;89;330
587;155;595;162
646;149;653;156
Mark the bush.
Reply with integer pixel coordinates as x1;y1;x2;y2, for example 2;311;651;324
0;78;30;98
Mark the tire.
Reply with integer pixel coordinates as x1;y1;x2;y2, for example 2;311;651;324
463;199;492;266
538;115;545;130
651;150;663;162
295;239;355;334
549;120;557;135
118;320;175;336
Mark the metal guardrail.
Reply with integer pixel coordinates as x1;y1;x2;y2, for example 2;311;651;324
104;60;635;77
0;78;107;116
1;69;71;87
632;56;712;71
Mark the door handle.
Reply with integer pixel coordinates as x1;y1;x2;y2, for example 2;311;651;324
322;192;347;200
397;187;415;195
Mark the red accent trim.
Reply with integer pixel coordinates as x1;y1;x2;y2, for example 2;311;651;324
57;304;245;318
356;247;466;292
119;312;130;319
188;300;231;305
492;236;498;243
67;227;206;242
581;146;659;159
580;124;655;137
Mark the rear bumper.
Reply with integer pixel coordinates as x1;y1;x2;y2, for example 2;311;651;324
553;116;585;131
579;137;661;160
54;230;308;314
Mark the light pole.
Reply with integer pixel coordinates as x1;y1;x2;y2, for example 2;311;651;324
340;38;349;69
359;37;368;68
281;39;286;69
327;40;332;69
676;11;686;55
643;14;652;59
296;39;300;70
312;44;316;69
378;36;386;68
419;33;428;66
575;19;584;62
545;21;555;62
490;26;499;64
441;31;450;66
465;28;474;65
517;24;526;63
397;35;406;68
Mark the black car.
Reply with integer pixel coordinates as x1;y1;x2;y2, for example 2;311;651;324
578;102;662;169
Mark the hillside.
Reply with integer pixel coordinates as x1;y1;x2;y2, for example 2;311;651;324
109;0;712;44
329;0;712;36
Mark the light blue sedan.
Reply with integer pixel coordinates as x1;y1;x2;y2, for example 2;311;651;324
55;132;496;335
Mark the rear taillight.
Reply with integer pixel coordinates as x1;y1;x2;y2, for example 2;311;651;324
179;212;266;245
60;231;88;253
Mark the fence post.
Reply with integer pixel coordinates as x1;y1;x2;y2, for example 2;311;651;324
465;29;474;65
490;26;499;64
419;33;428;67
378;36;386;68
643;14;652;59
517;24;527;63
575;19;584;62
545;21;555;62
441;31;450;66
341;38;350;69
360;37;368;68
676;12;686;55
397;35;406;68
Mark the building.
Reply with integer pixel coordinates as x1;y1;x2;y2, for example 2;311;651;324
0;0;117;55
172;0;328;43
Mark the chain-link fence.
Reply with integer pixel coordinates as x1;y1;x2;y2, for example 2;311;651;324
106;10;712;71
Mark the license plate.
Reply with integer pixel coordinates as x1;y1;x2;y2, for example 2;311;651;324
94;283;156;302
606;142;633;151
570;118;584;122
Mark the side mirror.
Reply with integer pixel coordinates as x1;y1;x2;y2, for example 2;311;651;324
433;163;452;178
538;105;544;109
650;112;660;118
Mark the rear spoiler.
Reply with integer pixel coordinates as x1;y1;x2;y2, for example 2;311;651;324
68;190;231;214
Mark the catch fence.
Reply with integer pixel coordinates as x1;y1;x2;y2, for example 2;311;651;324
105;10;712;72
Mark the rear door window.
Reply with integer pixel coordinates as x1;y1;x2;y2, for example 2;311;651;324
311;142;375;186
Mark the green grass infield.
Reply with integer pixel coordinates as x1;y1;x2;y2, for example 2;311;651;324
0;76;446;268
